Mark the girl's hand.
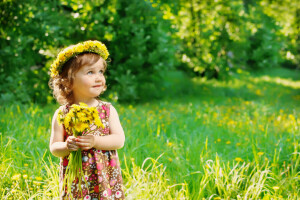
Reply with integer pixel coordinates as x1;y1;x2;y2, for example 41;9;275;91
76;134;95;150
66;136;79;151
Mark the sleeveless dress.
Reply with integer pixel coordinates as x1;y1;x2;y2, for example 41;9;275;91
59;100;125;200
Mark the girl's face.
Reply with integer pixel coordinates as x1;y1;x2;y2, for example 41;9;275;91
72;58;106;100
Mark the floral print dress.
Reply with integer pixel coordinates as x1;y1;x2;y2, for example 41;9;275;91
59;100;125;200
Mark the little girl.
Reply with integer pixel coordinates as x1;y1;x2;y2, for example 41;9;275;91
49;40;125;200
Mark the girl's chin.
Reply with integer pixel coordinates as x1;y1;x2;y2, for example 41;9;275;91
93;92;102;97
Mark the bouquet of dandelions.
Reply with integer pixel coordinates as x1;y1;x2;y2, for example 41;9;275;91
57;102;104;197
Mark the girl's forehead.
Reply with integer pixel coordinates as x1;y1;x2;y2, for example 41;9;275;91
81;59;104;70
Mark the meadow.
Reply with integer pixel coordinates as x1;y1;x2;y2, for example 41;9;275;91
0;67;299;199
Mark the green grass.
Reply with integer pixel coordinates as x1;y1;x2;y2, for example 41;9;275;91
0;67;299;199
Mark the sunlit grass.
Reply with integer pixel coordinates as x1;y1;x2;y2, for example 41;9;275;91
0;67;299;199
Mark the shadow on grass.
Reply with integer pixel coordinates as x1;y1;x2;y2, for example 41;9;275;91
138;67;300;109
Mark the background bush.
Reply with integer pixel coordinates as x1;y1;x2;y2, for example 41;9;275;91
0;0;298;104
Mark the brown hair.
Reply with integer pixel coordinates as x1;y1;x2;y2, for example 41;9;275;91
49;53;108;105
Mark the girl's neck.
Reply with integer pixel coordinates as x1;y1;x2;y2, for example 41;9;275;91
71;98;99;107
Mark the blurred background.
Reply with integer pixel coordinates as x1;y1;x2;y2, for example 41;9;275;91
0;0;299;104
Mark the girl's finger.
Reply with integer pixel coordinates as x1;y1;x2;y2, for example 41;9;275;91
67;143;78;149
70;140;78;144
69;147;76;151
77;142;90;147
76;138;90;143
81;147;91;150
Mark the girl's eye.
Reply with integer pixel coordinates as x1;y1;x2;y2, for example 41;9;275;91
99;70;104;74
87;71;93;75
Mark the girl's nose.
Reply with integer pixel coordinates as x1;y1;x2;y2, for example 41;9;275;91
95;74;104;82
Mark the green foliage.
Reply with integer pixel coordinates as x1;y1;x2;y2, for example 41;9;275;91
162;0;294;78
244;5;284;69
0;0;177;104
0;0;298;104
0;0;78;104
107;0;178;102
258;0;300;69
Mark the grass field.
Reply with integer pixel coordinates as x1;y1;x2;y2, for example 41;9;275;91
0;67;299;199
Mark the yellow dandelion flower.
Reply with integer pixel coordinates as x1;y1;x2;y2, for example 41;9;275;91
288;114;295;121
83;43;90;49
33;181;41;186
167;142;172;147
226;141;231;144
93;112;99;118
24;163;28;167
81;116;90;122
57;110;64;124
255;89;262;96
217;138;221;142
75;44;84;52
95;118;104;128
12;174;21;181
64;115;72;128
74;122;87;133
95;42;102;49
64;50;73;58
54;59;60;66
87;41;95;47
35;176;43;181
265;157;268;161
91;107;98;114
235;157;244;162
68;111;75;118
51;68;59;76
50;41;109;77
79;102;88;107
168;158;173;162
77;112;86;119
58;52;65;61
279;109;284;113
272;186;280;190
71;104;80;110
257;152;264;156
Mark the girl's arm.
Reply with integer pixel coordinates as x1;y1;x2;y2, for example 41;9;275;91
49;107;78;158
76;104;125;150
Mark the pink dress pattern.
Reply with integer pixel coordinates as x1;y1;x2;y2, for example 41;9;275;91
59;100;125;200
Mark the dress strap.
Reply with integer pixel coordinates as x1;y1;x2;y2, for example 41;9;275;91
98;100;111;118
106;103;111;118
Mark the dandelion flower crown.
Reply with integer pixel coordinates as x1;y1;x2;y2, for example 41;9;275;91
50;40;109;78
